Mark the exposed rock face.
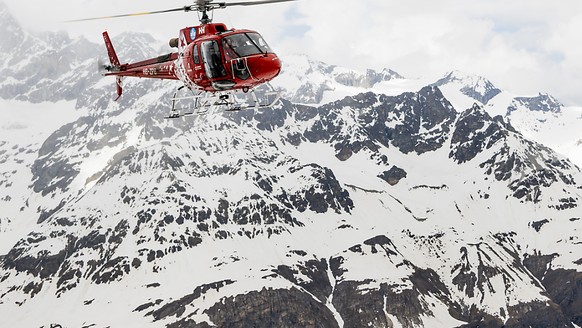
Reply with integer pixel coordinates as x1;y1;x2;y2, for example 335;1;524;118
524;255;582;326
509;93;563;114
450;104;509;163
280;86;457;161
205;287;340;328
378;166;407;185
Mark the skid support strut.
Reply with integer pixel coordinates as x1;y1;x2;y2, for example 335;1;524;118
165;84;282;119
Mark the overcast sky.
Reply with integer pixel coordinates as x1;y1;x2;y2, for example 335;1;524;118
4;0;582;106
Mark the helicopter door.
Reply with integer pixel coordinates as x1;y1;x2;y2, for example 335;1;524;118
201;41;226;79
192;43;204;83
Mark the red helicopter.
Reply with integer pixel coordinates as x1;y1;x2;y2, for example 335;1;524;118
71;0;296;117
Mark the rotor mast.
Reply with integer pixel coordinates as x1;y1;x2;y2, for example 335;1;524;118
198;6;213;24
195;0;212;24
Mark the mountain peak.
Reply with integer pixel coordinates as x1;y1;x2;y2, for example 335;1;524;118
0;2;25;52
509;92;563;114
363;68;404;86
108;31;160;63
380;68;404;79
432;70;502;105
275;53;403;104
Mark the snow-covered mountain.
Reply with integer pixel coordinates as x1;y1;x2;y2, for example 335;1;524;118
271;53;404;105
431;70;502;106
432;71;582;169
1;3;581;327
274;61;582;170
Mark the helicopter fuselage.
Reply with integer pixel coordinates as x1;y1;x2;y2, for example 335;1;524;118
102;23;282;97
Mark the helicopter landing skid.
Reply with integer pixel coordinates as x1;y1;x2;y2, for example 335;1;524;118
165;86;281;119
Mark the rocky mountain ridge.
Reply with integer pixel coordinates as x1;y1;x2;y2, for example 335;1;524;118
272;58;582;170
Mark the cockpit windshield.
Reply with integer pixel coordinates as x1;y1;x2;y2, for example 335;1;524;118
222;32;272;59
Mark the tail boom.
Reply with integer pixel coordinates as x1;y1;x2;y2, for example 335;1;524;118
101;31;179;100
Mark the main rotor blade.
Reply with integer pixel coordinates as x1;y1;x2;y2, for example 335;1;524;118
64;6;191;22
65;0;296;23
222;0;297;7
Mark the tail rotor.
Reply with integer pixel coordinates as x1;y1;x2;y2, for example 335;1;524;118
101;31;124;101
97;58;110;74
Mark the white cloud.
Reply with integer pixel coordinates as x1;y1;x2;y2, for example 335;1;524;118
276;0;582;105
3;0;582;105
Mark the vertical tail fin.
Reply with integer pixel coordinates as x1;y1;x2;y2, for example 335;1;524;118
102;31;123;101
102;31;120;67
